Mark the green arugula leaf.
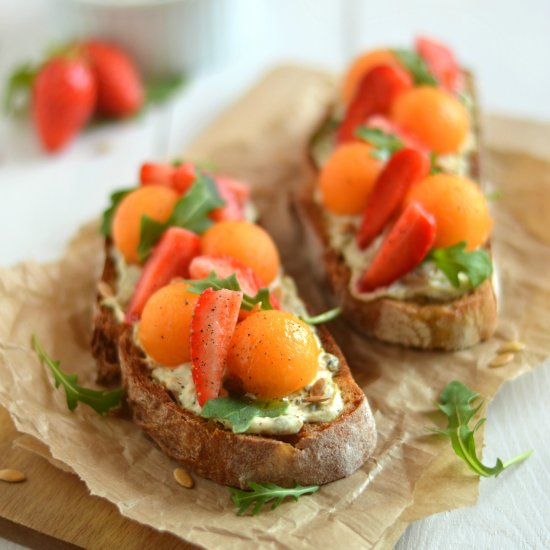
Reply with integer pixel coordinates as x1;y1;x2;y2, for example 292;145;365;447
171;173;224;232
356;127;404;161
229;482;319;516
136;173;224;261
185;272;274;311
4;63;37;114
429;152;443;174
430;381;532;477
100;188;132;237
32;335;123;415
144;74;186;106
393;49;438;86
136;216;169;262
485;190;503;201
300;307;342;325
428;241;493;289
201;396;289;433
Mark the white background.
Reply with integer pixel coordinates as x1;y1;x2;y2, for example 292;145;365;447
0;0;549;548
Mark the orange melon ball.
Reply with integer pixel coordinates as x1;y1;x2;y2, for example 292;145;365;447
138;282;198;366
201;221;280;284
342;48;400;105
318;142;383;215
227;310;319;399
112;185;178;264
391;86;470;154
405;173;492;250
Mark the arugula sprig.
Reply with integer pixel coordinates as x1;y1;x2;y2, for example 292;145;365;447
299;307;342;325
355;127;404;161
32;335;123;415
428;241;492;289
201;397;289;433
229;482;319;516
100;188;132;237
185;272;274;312
430;381;532;477
392;49;438;86
137;173;224;261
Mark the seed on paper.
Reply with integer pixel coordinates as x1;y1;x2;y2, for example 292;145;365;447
498;341;526;354
0;469;26;483
174;467;194;489
489;353;515;368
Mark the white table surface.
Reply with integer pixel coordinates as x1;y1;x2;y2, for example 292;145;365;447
1;1;549;548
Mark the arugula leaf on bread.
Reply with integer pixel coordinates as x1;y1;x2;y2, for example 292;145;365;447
428;241;492;289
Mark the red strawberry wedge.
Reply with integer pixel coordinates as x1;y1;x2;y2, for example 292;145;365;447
356;148;430;250
416;36;462;93
358;201;436;292
189;255;281;311
84;40;144;117
32;57;96;152
189;255;260;295
126;227;200;322
337;64;413;144
191;288;243;406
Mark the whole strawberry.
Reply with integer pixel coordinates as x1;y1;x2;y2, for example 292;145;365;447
32;57;96;152
84;41;144;118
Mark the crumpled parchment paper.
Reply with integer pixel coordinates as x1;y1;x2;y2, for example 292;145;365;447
1;66;549;549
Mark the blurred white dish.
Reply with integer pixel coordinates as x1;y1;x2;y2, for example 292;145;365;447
52;0;250;78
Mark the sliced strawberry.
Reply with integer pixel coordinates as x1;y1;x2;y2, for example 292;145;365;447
216;176;251;206
358;201;436;292
172;162;196;194
337;64;413;144
416;36;462;93
357;148;430;249
140;162;175;186
364;115;430;153
210;180;244;221
189;255;280;312
126;227;200;322
191;288;243;406
189;255;259;294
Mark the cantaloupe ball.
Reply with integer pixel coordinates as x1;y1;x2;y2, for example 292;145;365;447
112;185;179;263
391;86;470;154
138;282;198;366
226;310;319;399
404;173;492;250
318;142;383;215
200;220;280;284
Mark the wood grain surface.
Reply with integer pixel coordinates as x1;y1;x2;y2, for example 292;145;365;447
0;407;196;550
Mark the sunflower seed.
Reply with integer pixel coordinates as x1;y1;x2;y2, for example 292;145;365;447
0;469;26;483
498;341;526;354
489;353;515;368
174;467;194;489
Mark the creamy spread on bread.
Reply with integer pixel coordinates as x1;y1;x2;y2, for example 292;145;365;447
138;275;345;436
100;248;141;322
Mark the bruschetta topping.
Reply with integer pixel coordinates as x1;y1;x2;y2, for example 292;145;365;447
313;37;493;297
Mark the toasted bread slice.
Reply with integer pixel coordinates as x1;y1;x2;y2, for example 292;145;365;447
118;324;376;489
296;75;497;350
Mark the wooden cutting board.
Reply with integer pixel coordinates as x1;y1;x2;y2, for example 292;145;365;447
0;407;196;550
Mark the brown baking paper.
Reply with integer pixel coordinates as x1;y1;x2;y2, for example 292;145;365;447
1;66;549;549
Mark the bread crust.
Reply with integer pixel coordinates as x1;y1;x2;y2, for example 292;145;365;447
296;77;497;351
91;242;123;386
118;325;377;489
